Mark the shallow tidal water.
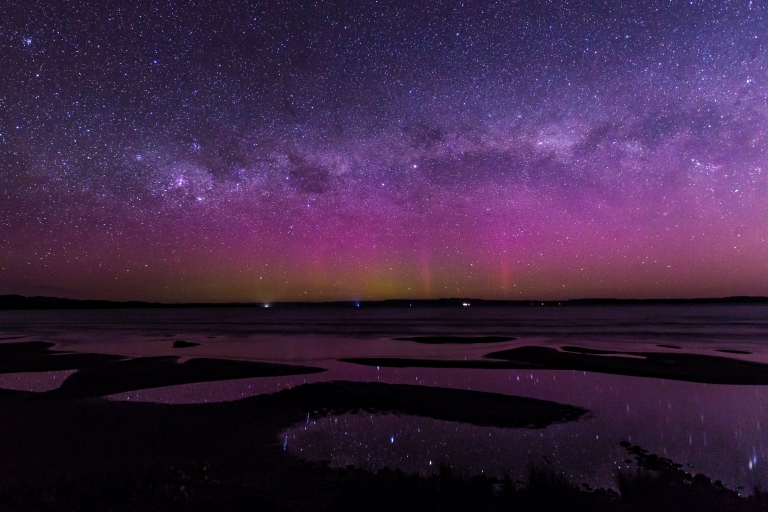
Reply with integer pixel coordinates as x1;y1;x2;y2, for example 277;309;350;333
1;304;767;492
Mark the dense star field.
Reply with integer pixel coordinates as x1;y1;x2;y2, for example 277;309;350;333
1;0;767;302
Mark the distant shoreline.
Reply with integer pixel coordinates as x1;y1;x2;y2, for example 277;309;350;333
1;294;767;310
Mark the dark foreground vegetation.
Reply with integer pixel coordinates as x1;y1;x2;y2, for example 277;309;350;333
2;453;767;511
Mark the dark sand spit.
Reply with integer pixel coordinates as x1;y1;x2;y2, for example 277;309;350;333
0;341;124;373
172;340;201;348
394;336;516;344
0;342;324;398
343;345;768;385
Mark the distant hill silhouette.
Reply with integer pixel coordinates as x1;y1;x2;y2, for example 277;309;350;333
1;294;767;310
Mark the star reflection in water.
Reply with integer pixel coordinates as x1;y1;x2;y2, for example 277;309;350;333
281;368;768;493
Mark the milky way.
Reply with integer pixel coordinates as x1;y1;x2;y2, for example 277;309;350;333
1;0;767;301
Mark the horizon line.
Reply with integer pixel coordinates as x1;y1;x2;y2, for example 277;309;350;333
2;294;768;310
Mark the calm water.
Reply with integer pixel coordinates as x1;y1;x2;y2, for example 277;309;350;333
1;304;767;492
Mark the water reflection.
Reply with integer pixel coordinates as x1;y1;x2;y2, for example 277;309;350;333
281;368;768;492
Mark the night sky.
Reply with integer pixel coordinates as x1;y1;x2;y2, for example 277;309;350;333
1;0;767;302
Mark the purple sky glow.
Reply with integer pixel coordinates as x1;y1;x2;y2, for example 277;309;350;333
1;0;767;301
